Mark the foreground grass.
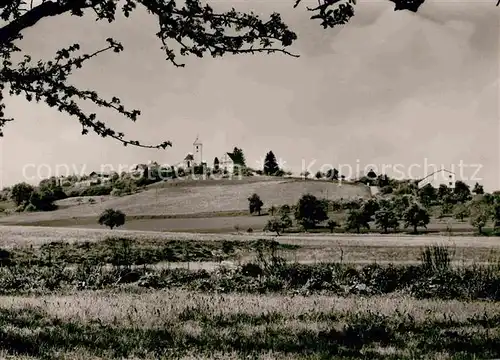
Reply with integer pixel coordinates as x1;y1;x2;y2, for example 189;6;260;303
0;290;498;359
0;238;298;267
0;228;498;359
0;249;499;302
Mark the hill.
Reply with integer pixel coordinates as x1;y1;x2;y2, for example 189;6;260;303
0;177;371;225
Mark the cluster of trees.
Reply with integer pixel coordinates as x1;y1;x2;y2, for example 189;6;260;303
249;193;332;235
247;179;499;235
9;179;67;212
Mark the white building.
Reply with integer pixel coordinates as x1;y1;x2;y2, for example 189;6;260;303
220;152;236;173
183;153;194;169
193;136;203;166
417;169;455;189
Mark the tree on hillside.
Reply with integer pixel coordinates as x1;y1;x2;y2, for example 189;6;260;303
248;193;264;216
98;208;126;230
403;203;430;234
392;194;413;219
360;199;380;221
453;181;471;203
232;148;246;167
345;209;370;233
213;157;220;172
39;177;67;202
473;182;484;195
469;203;492;235
1;0;498;146
374;209;399;233
10;182;34;206
418;184;437;207
294;194;328;230
325;168;339;180
437;184;451;202
263;151;279;175
28;190;58;211
264;216;291;236
453;204;470;222
492;202;500;228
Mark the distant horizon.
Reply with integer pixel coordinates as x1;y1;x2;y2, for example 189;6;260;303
4;153;490;191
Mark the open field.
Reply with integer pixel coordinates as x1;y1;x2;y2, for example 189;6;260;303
0;290;499;359
3;214;478;234
1;225;500;264
0;224;499;358
0;178;371;225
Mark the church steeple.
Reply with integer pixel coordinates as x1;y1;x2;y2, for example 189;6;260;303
193;135;203;165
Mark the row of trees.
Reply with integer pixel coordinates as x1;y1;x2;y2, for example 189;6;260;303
248;184;500;235
248;193;431;235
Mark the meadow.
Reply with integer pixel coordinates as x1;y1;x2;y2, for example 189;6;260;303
1;177;500;358
0;225;498;358
0;178;371;225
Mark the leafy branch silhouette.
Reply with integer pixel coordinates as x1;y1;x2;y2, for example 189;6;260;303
0;0;498;148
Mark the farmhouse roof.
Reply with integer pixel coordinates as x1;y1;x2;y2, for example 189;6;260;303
184;153;194;161
226;152;237;162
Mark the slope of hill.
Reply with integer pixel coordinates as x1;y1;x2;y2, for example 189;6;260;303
0;178;371;224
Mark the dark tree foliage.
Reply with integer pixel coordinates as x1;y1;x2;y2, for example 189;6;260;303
473;182;484;195
294;193;328;229
2;0;491;148
98;208;126;229
263;151;279;175
213;157;219;171
453;181;471;203
325;167;339;180
10;182;34;206
231;147;246;167
248;193;263;215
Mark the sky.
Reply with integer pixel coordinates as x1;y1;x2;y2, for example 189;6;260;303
0;0;499;190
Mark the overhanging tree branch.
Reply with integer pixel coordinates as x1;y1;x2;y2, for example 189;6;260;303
0;0;499;149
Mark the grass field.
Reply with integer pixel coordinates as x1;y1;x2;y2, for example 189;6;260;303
0;290;499;359
0;178;371;225
0;224;499;358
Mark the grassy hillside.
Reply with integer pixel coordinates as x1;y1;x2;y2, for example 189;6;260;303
0;178;371;224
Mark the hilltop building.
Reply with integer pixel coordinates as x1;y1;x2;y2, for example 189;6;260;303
418;169;455;188
219;152;237;174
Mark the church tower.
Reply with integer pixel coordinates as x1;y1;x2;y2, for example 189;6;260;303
193;135;203;166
